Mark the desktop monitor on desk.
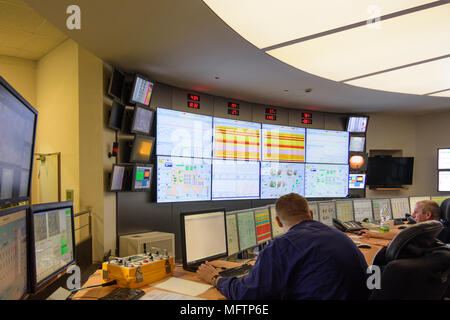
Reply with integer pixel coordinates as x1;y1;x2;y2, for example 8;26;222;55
390;197;411;219
269;205;285;238
353;199;373;222
180;209;227;272
253;207;272;244
225;213;240;256
235;209;258;252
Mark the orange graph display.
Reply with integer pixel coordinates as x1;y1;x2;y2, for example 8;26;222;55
263;125;305;162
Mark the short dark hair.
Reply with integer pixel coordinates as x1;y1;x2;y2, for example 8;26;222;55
275;193;311;223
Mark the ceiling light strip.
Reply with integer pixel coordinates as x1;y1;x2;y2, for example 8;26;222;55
341;54;450;83
261;0;448;52
423;88;450;95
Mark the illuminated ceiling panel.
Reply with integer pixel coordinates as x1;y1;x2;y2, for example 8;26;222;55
429;90;450;97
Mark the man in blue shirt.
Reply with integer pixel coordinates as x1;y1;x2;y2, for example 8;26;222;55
197;193;370;300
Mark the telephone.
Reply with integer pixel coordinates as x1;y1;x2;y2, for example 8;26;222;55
332;218;365;233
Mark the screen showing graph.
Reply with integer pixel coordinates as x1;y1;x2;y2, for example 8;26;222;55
236;210;257;251
156;156;211;202
305;164;349;198
212;160;260;200
269;205;285;238
254;208;272;244
156;108;212;158
318;201;336;226
262;124;305;162
226;214;240;256
372;199;392;221
353;199;373;221
260;162;305;199
131;76;153;106
336;200;354;222
390;197;411;219
213;118;261;160
306;129;349;164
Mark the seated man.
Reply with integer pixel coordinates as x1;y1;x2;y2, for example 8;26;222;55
360;200;449;243
196;193;370;300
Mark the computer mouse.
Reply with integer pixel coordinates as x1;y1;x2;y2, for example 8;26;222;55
398;225;408;230
357;244;371;249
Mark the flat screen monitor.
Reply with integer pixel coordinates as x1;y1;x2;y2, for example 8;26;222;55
212;160;260;200
306;129;349;164
236;210;257;251
131;106;154;135
0;206;29;300
156;108;212;158
108;68;125;102
349;173;366;189
262;124;305;162
132;164;153;191
309;202;320;221
0;76;38;206
431;196;450;207
110;164;126;192
366;157;414;187
156;156;211;203
438;171;450;192
335;200;354;222
254;207;272;244
130;135;155;163
438;148;450;170
108;101;125;131
304;164;349;198
349;152;368;171
268;205;285;238
213;117;261;161
130;75;154;106
260;162;305;199
347;116;368;133
318;201;336;226
372;198;392;221
390;197;411;219
349;136;366;152
225;213;240;256
29;202;75;291
409;196;431;213
180;210;227;270
353;199;373;221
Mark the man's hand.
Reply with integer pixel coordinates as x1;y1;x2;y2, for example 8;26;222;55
359;230;375;239
196;261;220;285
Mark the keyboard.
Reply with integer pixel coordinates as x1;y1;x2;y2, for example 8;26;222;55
99;288;145;300
219;264;253;278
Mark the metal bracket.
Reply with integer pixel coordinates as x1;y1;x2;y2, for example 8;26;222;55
136;266;143;283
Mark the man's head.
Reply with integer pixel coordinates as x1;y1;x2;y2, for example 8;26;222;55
275;193;312;230
412;200;441;223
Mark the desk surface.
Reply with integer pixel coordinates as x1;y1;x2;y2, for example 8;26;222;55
72;232;391;300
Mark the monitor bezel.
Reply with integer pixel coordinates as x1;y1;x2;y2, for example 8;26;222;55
0;76;38;207
129;74;154;107
234;209;258;251
346;115;369;133
110;164;127;192
180;209;228;269
348;173;367;190
131;164;154;192
28;201;76;293
437;148;450;170
130;105;154;136
129;135;155;163
108;100;126;131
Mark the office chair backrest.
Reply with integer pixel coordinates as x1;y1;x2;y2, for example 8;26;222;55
440;198;450;221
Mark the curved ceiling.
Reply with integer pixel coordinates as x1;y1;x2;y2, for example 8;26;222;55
23;0;450;114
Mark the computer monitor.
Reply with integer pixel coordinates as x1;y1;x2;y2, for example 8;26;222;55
131;106;154;135
431;196;450;207
318;201;336;226
335;200;354;222
308;202;320;221
306;129;349;164
353;199;373;221
108;101;125;131
108;68;126;102
268;205;285;238
349;152;368;171
438;171;450;192
349;136;366;152
260;162;305;199
304;164;349;198
110;164;126;192
156;156;211;203
0;206;29;300
235;210;257;251
438;148;450;170
346;116;369;133
212;160;260;200
261;124;306;162
390;197;410;219
132;164;153;191
254;207;272;244
130;75;154;106
213;117;261;161
409;196;431;213
129;135;155;163
156;108;213;158
349;173;366;189
225;213;240;256
29;201;75;292
0;76;38;206
371;198;392;221
180;209;227;271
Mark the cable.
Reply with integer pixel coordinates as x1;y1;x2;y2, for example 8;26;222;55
70;280;117;293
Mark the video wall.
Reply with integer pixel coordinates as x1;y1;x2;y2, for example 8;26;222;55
155;108;350;203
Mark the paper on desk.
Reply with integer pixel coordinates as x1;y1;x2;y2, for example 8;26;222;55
154;277;212;297
140;289;205;300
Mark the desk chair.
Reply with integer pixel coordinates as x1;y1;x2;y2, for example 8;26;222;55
440;199;450;243
370;221;450;300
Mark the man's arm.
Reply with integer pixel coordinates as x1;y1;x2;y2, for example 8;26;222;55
359;228;401;240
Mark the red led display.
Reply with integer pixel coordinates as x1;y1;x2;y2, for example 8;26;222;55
301;119;312;124
302;112;312;118
228;102;240;109
265;115;276;121
187;101;200;109
265;108;277;114
228;109;240;116
187;93;200;101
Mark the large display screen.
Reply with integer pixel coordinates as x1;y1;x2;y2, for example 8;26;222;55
262;124;305;162
156;108;212;158
306;129;349;164
156;156;211;202
304;164;349;198
438;149;450;170
212;160;260;200
438;171;450;192
260;162;305;199
213;118;261;160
